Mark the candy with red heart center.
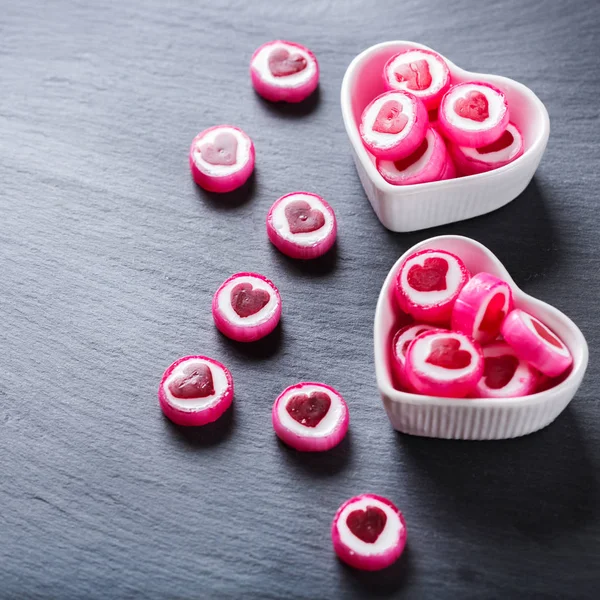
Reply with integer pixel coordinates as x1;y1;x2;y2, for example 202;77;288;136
474;342;539;398
376;127;448;186
450;123;524;176
230;283;270;318
331;494;407;571
391;323;440;390
360;90;428;161
405;330;484;397
266;192;337;260
189;125;255;193
272;382;349;452
395;249;470;324
250;40;319;103
383;48;451;110
451;272;514;344
501;309;573;377
286;391;331;428
439;82;509;148
268;48;307;77
158;356;234;426
213;272;281;342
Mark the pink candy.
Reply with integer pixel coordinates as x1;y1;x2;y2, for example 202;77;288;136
189;125;255;193
158;356;234;426
405;330;484;397
272;382;349;452
391;323;439;390
266;192;337;259
212;272;281;342
383;48;451;110
250;40;319;103
501;309;573;377
360;90;429;160
395;249;470;324
332;494;407;571
376;127;448;186
452;272;514;344
474;342;538;398
439;82;509;148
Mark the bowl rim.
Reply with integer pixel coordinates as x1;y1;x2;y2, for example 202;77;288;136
341;41;551;193
374;235;589;408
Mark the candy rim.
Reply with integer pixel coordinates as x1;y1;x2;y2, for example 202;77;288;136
341;40;550;192
375;235;588;407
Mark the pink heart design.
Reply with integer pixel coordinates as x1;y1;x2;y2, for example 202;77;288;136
268;48;307;77
285;200;326;234
454;91;489;122
231;283;270;318
372;100;409;134
199;132;238;166
394;59;432;91
168;363;215;399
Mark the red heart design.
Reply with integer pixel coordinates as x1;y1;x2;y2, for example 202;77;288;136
532;319;562;348
168;363;215;399
478;293;506;334
477;129;514;154
394;59;433;91
426;338;472;369
372;100;409;134
286;391;331;428
454;91;489;122
199;132;238;166
483;354;519;389
285;200;325;234
407;257;449;292
231;283;270;318
346;506;388;544
268;48;307;77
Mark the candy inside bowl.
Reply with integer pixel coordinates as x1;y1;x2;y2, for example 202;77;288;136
373;235;588;440
341;41;550;232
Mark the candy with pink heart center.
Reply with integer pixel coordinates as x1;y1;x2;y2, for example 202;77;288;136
250;40;319;103
360;90;428;161
266;192;337;260
501;309;572;377
159;356;234;426
189;125;255;193
474;342;539;398
451;272;514;344
439;82;509;148
272;382;349;452
331;494;407;571
383;48;451;110
395;249;470;324
213;272;281;342
405;330;484;397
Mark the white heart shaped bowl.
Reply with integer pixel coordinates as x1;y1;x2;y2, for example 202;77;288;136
341;41;550;232
374;236;588;440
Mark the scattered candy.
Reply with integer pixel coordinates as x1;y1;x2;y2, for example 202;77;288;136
272;382;349;452
474;342;538;398
405;330;484;397
189;125;255;193
331;494;407;571
266;192;337;259
391;323;440;390
376;127;448;186
439;82;509;148
383;48;451;110
359;90;429;160
212;272;281;342
395;249;470;324
250;40;319;103
451;272;514;344
158;356;234;426
501;309;573;377
450;122;524;175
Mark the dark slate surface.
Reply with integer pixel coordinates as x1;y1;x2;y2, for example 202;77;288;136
1;0;599;598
